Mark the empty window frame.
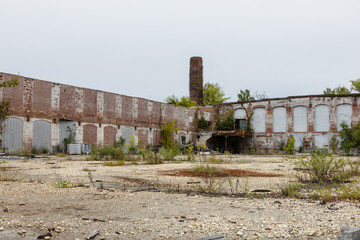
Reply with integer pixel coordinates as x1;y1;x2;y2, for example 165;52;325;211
293;106;307;132
314;104;330;132
336;104;352;131
273;107;286;132
234;108;247;130
252;108;266;133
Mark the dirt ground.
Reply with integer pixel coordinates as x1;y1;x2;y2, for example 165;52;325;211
0;155;359;240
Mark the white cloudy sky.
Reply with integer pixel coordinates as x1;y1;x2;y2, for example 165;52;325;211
1;0;360;102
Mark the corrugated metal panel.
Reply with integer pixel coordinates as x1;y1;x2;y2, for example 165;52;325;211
59;120;76;150
2;117;23;153
33;120;51;152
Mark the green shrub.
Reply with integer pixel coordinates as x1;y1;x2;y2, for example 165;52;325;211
31;147;49;155
198;116;210;130
161;121;178;149
52;179;74;188
128;135;138;152
215;108;234;131
104;160;125;166
114;138;126;148
278;182;303;197
295;152;350;183
100;145;125;160
283;136;295;154
329;135;338;153
159;147;178;162
339;121;360;155
0;167;17;181
192;164;221;177
138;148;162;164
312;183;360;202
207;156;224;164
90;145;126;161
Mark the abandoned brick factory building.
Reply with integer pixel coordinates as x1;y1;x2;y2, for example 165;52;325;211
0;57;358;154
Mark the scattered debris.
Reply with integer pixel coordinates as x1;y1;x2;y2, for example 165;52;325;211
187;181;201;184
252;189;271;193
37;232;52;239
196;234;226;240
85;230;99;240
327;204;339;210
161;168;283;178
82;217;107;222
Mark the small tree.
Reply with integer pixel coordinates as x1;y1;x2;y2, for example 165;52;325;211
215;108;234;130
339;121;360;155
198;116;209;130
238;89;254;101
238;89;267;101
0;76;19;134
283;136;295;154
203;82;229;106
350;78;360;92
323;86;351;95
161;120;178;149
165;95;197;107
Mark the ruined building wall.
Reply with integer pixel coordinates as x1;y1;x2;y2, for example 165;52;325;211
0;72;200;152
2;71;357;154
217;95;360;153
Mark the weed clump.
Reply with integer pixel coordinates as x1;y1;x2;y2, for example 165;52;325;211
103;160;125;167
52;179;74;188
0;167;17;181
278;182;303;197
192;164;221;177
295;152;356;183
159;147;178;162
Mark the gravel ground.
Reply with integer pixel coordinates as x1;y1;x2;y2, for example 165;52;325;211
0;155;359;240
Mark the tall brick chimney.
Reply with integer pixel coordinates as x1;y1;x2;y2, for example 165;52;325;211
189;56;203;105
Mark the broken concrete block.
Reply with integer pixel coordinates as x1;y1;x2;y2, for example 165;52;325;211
338;226;360;240
85;230;99;240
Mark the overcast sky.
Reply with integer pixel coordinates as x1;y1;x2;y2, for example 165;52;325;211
1;0;360;103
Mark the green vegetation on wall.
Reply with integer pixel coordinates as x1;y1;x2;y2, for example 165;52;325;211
198;116;209;130
339;122;360;155
0;76;19;135
161;120;179;149
215;108;234;131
